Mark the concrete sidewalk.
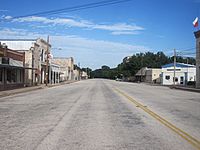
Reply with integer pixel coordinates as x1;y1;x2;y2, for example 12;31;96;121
0;81;77;98
170;86;200;93
139;82;200;93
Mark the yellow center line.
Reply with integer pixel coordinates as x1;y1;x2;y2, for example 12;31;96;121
114;88;200;150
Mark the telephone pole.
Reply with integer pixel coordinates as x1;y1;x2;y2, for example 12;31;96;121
45;36;50;86
78;62;81;80
173;49;176;87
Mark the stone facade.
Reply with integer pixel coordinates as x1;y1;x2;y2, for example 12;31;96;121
194;30;200;88
51;57;74;81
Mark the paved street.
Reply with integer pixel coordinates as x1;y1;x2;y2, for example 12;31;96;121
0;79;199;150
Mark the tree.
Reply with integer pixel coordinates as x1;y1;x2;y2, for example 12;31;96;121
91;51;196;80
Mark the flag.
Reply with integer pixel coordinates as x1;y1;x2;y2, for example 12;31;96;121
48;53;53;59
193;17;198;27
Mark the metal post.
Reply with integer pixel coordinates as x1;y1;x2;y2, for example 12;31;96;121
45;36;49;86
173;49;176;87
78;62;80;80
31;48;34;86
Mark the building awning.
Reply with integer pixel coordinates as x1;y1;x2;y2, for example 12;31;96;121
24;67;38;70
0;64;24;69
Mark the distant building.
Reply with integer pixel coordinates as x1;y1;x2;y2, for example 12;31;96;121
73;69;80;81
135;67;148;82
135;67;161;83
0;43;25;91
194;30;200;88
145;68;162;83
51;57;74;82
161;63;196;86
81;71;88;80
49;62;61;84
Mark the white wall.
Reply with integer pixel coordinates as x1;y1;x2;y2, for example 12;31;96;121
162;67;196;85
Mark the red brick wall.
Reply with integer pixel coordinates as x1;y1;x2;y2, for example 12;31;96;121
0;47;25;64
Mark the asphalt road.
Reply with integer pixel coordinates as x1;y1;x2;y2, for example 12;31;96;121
0;79;199;150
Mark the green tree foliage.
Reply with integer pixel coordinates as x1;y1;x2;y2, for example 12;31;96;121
91;51;196;79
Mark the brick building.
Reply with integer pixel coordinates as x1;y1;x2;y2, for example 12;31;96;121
0;43;25;91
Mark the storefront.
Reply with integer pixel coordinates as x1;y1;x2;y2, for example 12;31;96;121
0;46;25;91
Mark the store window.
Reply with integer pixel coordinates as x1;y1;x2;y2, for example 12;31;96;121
17;69;21;83
0;69;3;84
7;68;17;84
173;77;178;82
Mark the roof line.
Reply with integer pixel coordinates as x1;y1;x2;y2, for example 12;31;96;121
0;39;37;41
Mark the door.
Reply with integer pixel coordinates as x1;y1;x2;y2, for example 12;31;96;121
180;76;184;85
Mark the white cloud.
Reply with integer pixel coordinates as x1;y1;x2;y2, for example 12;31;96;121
0;28;46;38
51;35;149;68
0;10;8;12
2;15;12;20
111;31;140;35
93;23;144;31
9;16;144;35
0;28;28;36
0;28;149;69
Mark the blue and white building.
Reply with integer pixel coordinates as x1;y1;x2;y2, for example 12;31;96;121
161;63;196;85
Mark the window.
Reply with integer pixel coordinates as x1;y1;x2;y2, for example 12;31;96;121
165;75;170;80
180;76;184;84
173;77;178;82
41;49;44;61
17;69;22;83
0;69;3;84
7;69;12;83
7;68;17;84
11;69;17;83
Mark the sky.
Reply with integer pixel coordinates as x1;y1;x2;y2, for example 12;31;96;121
0;0;200;69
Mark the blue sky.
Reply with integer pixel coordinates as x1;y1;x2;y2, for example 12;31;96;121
0;0;200;69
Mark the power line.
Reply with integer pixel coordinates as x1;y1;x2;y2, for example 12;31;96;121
2;0;133;21
178;47;196;52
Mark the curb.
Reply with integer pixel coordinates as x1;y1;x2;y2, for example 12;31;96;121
170;86;200;93
0;81;78;98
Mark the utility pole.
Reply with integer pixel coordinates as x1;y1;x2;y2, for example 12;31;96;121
45;36;50;86
78;62;81;80
31;47;34;86
173;49;176;87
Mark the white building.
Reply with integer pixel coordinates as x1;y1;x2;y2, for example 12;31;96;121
81;71;88;80
135;67;161;83
49;63;61;84
73;69;80;81
51;57;74;82
145;68;162;83
161;63;196;85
